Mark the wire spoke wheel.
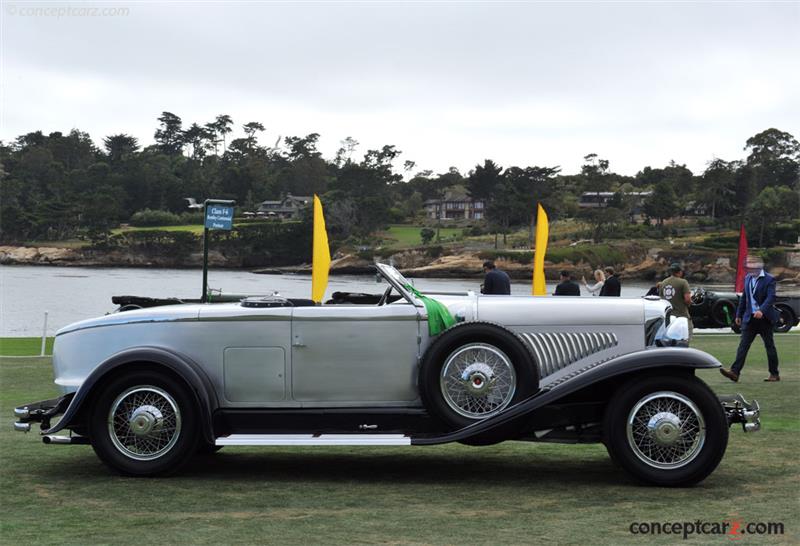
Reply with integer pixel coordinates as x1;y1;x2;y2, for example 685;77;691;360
440;343;516;419
626;391;706;470
107;386;182;461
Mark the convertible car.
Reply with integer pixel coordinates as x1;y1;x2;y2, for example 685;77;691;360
14;264;760;486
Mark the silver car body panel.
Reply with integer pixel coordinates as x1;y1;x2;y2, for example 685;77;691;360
52;266;671;409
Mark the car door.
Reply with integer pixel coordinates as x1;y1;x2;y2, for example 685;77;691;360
195;304;294;407
291;303;422;404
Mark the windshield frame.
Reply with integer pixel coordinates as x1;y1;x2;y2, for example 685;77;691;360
374;263;424;308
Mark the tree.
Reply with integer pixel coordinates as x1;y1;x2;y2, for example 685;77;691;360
699;159;737;219
643;180;680;226
578;154;613;240
204;122;220;155
744;128;800;191
285;133;321;159
745;128;800;166
103;134;139;163
466;159;503;201
153;112;184;155
746;186;799;246
661;161;694;200
334;136;359;166
420;227;435;245
183;123;212;160
243;121;265;146
215;114;233;152
581;153;610;194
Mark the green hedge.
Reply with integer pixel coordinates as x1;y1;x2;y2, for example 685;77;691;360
93;221;317;266
478;244;625;266
95;230;199;256
129;209;206;227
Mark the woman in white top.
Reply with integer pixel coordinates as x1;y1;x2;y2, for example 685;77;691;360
582;269;606;296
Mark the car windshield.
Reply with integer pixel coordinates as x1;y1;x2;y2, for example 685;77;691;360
375;263;422;306
376;263;410;287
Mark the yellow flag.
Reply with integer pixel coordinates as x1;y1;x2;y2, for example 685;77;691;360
311;195;331;303
532;203;549;296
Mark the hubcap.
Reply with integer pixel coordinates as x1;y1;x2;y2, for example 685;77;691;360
626;391;706;469
108;386;182;461
129;405;165;437
441;343;516;419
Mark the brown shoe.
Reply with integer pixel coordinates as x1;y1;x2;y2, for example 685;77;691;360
763;375;780;382
720;368;739;382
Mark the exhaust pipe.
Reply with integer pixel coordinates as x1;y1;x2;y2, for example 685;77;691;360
42;435;89;445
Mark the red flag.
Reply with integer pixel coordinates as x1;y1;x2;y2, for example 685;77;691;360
735;224;748;293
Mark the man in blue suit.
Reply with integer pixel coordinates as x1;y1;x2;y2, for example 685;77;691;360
720;256;780;382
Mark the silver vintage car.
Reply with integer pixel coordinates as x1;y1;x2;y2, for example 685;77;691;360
14;264;760;485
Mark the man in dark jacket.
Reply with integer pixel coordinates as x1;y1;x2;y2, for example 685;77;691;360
481;260;511;295
720;257;780;382
599;266;621;296
554;270;580;296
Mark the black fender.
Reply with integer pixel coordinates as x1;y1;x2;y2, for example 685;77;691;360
411;347;721;445
44;346;218;444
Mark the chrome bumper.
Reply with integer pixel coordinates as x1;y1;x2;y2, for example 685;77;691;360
13;394;73;433
719;394;761;433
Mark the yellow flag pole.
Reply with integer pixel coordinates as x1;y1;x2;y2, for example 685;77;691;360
311;195;331;303
532;203;549;296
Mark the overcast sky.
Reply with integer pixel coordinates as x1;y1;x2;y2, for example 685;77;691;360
2;1;798;176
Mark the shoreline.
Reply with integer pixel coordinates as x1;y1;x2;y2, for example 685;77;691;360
3;244;800;285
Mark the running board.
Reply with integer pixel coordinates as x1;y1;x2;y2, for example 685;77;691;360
215;434;411;446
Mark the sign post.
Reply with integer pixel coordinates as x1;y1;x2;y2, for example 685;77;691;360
202;199;235;302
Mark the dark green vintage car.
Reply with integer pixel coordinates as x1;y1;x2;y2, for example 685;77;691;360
689;288;799;333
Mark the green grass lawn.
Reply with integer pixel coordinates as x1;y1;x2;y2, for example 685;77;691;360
0;337;54;357
380;225;463;248
0;335;797;545
111;224;206;235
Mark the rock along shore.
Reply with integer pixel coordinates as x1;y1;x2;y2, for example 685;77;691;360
2;244;799;285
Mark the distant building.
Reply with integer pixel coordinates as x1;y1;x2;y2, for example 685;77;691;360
578;191;652;209
257;194;311;219
424;187;485;220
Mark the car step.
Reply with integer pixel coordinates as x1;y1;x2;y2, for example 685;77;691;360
215;434;411;446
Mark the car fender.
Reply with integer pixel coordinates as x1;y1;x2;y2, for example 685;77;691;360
412;347;721;445
44;346;218;443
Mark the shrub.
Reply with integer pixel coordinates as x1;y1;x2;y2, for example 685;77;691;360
463;225;487;237
129;209;182;227
97;230;200;256
425;245;444;259
759;248;788;268
477;244;626;267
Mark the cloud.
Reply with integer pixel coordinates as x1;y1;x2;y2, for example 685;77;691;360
1;2;798;175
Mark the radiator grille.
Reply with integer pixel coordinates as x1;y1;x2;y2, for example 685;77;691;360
520;332;618;378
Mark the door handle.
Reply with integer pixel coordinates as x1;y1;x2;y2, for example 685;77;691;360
292;333;305;347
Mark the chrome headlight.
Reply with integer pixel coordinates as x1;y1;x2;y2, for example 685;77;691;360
658;316;690;347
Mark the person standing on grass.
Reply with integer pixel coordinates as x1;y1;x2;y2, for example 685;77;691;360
600;266;621;296
481;260;511;295
720;256;780;382
554;270;580;296
659;263;693;339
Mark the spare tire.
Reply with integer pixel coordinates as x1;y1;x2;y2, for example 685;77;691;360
419;322;539;430
710;299;736;327
773;304;796;333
